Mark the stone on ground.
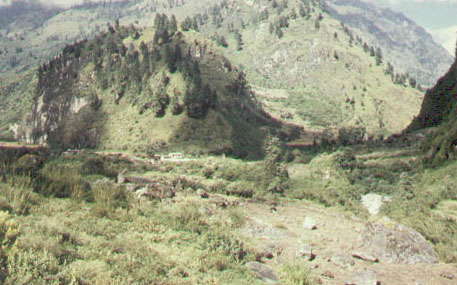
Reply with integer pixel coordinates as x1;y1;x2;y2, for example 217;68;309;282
303;217;318;230
297;244;315;261
357;222;438;264
245;262;279;283
361;193;391;215
346;269;380;285
330;253;355;268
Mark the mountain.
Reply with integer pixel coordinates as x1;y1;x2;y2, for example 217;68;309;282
368;0;457;55
189;0;423;139
324;0;454;87
13;21;299;159
407;54;457;164
0;0;426;145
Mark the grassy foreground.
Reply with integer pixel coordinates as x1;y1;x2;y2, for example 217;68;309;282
0;134;456;283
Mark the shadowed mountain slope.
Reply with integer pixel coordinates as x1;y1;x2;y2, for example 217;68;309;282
16;22;299;159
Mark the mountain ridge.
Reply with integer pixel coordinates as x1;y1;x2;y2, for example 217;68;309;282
324;0;454;87
14;21;300;159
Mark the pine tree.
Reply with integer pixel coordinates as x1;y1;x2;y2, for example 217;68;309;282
370;46;375;57
275;26;283;39
169;15;178;35
217;35;228;47
375;47;383;65
269;23;275;34
290;8;297;20
192;16;199;31
234;30;243;51
409;77;417;88
181;16;192;31
272;0;278;9
299;4;306;17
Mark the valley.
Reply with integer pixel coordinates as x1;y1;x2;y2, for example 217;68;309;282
0;0;456;284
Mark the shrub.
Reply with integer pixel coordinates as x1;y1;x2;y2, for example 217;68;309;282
0;177;41;215
37;163;92;201
0;211;20;282
279;262;315;285
12;154;44;178
159;202;207;233
226;181;254;198
333;151;357;171
80;156;117;178
91;183;131;217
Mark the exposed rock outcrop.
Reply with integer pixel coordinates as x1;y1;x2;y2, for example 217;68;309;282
357;222;438;264
245;262;279;284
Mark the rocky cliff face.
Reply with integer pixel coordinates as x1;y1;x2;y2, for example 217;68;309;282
324;0;454;87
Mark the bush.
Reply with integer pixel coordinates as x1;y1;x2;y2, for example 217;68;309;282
0;211;20;282
159;202;207;233
0;177;41;215
333;151;357;171
279;262;315;285
80;156;117;178
12;154;44;178
91;183;131;217
37;163;92;201
226;182;254;198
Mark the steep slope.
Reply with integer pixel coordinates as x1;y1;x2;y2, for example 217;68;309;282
407;56;457;163
191;0;423;139
324;0;454;87
0;0;425;143
16;22;297;159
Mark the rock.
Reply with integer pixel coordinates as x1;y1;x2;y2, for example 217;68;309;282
124;176;155;184
297;244;315;261
361;193;390;215
352;251;379;263
126;183;140;192
321;270;334;279
197;189;209;198
357;222;438;264
135;183;175;200
346;269;380;285
255;250;274;262
330;253;355;268
117;172;126;184
303;217;318;230
440;271;455;280
245;262;279;283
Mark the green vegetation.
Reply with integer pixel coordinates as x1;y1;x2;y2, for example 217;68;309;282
0;151;264;284
1;1;457;283
189;0;423;138
14;19;298;160
408;57;457;164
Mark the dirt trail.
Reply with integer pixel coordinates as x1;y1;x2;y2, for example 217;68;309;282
240;200;457;284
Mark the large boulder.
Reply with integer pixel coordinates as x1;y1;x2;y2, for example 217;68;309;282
245;262;279;284
346;269;380;285
357;222;438;264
